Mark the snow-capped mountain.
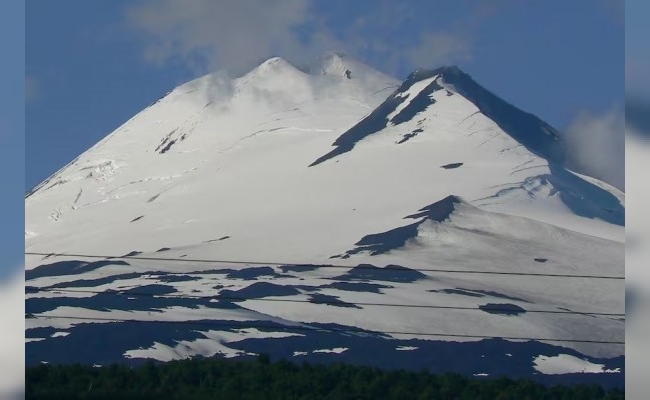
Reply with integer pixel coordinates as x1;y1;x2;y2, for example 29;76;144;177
25;54;624;386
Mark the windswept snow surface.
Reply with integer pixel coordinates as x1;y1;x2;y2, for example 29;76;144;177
25;55;624;386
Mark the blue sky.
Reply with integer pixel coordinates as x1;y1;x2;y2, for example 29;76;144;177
1;0;24;279
626;0;650;96
26;0;624;192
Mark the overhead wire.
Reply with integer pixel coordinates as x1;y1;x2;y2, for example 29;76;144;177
25;251;625;280
26;314;625;345
26;286;625;318
24;251;624;347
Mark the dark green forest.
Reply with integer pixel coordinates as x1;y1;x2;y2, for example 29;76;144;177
26;355;623;400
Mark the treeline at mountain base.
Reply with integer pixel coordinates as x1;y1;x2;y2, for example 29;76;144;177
26;355;624;400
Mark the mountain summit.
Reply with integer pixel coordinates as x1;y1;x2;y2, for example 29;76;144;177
310;64;565;167
304;52;363;78
25;55;624;385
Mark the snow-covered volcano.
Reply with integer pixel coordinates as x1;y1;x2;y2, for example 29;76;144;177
25;54;624;386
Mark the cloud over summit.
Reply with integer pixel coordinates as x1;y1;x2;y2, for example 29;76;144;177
125;0;473;77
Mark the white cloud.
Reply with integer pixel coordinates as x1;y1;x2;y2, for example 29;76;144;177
0;271;25;398
406;32;472;69
126;0;324;75
565;105;624;190
124;0;475;77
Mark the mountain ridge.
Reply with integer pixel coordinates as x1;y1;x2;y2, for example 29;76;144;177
310;63;566;167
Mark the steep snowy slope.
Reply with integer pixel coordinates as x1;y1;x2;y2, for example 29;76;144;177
25;55;624;385
25;54;402;261
25;60;623;261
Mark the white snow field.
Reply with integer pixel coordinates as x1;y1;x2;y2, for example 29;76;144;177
25;54;624;385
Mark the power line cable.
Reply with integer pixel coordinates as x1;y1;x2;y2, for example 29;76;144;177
26;286;625;318
26;314;625;345
25;251;625;280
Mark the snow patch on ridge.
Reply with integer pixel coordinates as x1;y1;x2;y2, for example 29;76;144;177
387;76;439;122
533;354;621;375
313;347;348;354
